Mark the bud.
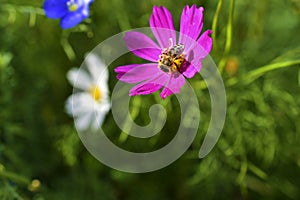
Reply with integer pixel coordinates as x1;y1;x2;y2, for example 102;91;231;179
225;56;239;76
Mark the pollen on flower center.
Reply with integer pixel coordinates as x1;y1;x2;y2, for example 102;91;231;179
158;43;186;74
89;85;102;101
67;0;79;12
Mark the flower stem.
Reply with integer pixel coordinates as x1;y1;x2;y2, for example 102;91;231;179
193;59;300;90
29;12;36;27
248;162;268;180
118;131;129;143
0;168;30;185
212;0;224;51
218;0;235;73
298;70;300;88
1;4;44;26
226;59;300;86
60;31;77;62
112;0;131;31
118;96;141;143
1;4;45;15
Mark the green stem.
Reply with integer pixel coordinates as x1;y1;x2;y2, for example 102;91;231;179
248;162;268;180
218;0;235;73
29;12;36;27
61;31;77;62
0;170;30;185
237;157;248;196
227;59;300;86
212;0;224;51
118;96;141;143
112;0;131;31
118;131;129;143
298;70;300;87
2;4;45;15
194;59;300;90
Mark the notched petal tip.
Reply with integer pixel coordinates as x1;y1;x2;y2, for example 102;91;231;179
179;4;205;45
206;29;213;35
190;4;197;10
160;88;172;99
198;29;213;56
152;5;166;13
152;5;158;12
150;5;176;48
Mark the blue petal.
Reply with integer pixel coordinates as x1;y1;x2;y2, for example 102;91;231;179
60;7;89;29
43;0;69;18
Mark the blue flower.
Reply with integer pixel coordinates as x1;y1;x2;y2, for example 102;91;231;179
43;0;94;29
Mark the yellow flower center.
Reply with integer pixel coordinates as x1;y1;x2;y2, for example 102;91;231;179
89;85;102;101
158;44;186;74
67;0;79;12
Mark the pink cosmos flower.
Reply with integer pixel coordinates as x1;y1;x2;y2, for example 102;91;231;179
115;5;212;99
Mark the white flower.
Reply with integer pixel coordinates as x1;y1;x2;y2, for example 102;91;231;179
65;53;111;131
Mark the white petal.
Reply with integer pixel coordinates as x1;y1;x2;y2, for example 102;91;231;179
83;0;93;5
98;77;109;91
93;112;106;129
65;95;74;116
65;93;95;117
94;97;110;110
98;87;110;104
92;102;111;129
100;100;111;112
67;68;92;90
85;53;109;84
75;112;93;131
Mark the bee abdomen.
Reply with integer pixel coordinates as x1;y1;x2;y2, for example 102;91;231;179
159;65;170;72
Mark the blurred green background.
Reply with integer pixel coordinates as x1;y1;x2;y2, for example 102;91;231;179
1;0;300;199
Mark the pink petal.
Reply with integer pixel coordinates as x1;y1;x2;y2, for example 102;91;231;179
179;5;204;50
130;83;162;96
183;45;205;78
115;63;161;83
182;62;202;78
197;30;213;59
129;73;168;96
181;30;212;78
150;6;176;49
124;31;161;62
160;74;186;99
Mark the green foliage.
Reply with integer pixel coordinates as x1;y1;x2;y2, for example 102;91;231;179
0;0;300;199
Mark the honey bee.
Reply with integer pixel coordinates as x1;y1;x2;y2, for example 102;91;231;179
158;44;185;74
169;44;184;58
